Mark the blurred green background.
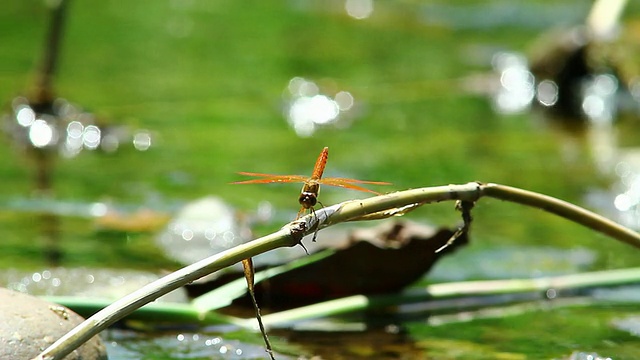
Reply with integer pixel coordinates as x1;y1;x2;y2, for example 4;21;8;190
2;0;640;358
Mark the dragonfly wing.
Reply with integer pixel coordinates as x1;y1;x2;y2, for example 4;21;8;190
319;178;390;194
232;173;308;184
320;177;392;185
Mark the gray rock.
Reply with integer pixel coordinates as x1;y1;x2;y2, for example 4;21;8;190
0;287;107;360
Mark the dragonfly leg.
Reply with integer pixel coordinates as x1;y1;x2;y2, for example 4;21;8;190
296;207;307;220
310;206;320;242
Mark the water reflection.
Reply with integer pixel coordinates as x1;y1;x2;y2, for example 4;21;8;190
133;130;152;151
104;329;285;360
489;50;626;120
492;52;535;114
3;97;154;157
29;118;57;148
589;154;640;229
428;246;596;282
581;74;618;124
419;2;588;29
487;34;640;228
2;95;160;261
345;0;374;20
156;197;249;266
284;77;356;137
536;79;559;107
488;51;640;227
1;268;187;302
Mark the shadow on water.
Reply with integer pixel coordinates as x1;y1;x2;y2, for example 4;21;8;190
274;324;423;359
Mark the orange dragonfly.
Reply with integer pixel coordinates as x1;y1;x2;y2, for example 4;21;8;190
233;147;391;219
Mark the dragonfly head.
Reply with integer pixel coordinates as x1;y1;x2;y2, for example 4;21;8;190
299;191;317;209
299;182;320;209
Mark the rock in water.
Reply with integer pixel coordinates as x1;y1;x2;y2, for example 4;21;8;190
0;287;107;359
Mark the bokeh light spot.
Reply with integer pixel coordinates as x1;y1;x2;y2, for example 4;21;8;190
536;80;559;106
83;125;101;150
345;0;374;19
133;131;152;151
29;119;55;148
16;106;35;127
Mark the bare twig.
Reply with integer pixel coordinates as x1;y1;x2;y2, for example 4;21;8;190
242;258;275;360
33;182;640;360
436;200;475;253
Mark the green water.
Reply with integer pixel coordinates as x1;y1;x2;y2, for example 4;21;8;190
2;1;640;358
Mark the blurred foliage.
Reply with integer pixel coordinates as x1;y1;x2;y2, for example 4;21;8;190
3;1;640;359
0;1;637;269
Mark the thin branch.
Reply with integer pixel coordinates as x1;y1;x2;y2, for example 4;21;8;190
242;258;275;360
33;182;640;360
32;226;301;360
436;200;475;253
481;183;640;249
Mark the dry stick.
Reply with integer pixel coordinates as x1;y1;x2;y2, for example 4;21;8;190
33;182;640;360
436;200;475;253
33;0;68;104
241;258;275;360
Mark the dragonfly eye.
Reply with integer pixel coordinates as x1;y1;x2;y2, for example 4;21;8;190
299;192;317;208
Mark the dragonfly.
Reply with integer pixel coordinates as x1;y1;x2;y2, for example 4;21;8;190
233;147;391;220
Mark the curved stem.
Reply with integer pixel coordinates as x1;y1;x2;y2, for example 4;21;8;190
33;182;640;360
32;227;297;360
482;183;640;249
